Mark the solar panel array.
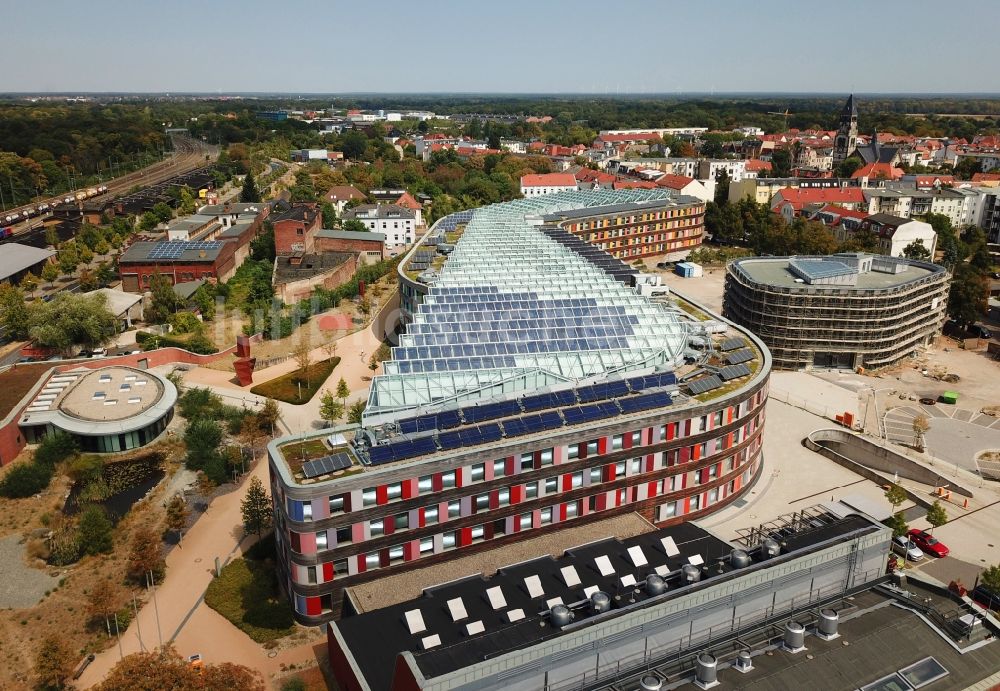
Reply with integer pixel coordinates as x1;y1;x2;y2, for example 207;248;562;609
146;240;223;261
718;363;752;381
366;190;691;418
301;452;353;479
726;348;754;365
687;375;724;395
719;337;744;352
408;249;437;272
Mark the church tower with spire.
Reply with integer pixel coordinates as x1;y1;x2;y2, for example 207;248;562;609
833;94;858;165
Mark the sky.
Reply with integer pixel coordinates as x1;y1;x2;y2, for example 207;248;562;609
3;0;1000;94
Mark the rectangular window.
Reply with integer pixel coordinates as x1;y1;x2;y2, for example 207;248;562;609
520;453;534;471
329;495;344;514
365;552;380;569
395;512;409;530
565;500;580;519
540;507;553;525
420;537;434;554
418;475;434;494
362;488;377;506
714;411;724;426
698;416;708;432
316;531;328;550
567;444;580;460
629;458;641;474
498;488;510;507
370;519;384;538
519;513;532;530
590;466;602;483
630;431;641;446
615;461;626;478
691;494;701;511
442;532;457;550
540;448;553;466
307;566;317;584
302;503;313;521
572;472;583;489
714;438;724;452
475;494;490;511
424;506;439;525
586;440;599;456
471;463;486;482
544;477;558;493
708;488;719;504
336;526;351;544
524;483;538;500
386;483;402;501
492;459;507;477
448;500;461;518
470;525;485;542
389;545;404;563
334;559;349;575
612;434;624;451
441;472;456;489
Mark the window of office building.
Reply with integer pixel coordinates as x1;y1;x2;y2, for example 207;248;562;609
471;463;486;482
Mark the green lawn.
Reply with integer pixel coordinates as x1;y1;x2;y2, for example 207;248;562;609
280;439;330;474
204;557;295;643
250;357;339;404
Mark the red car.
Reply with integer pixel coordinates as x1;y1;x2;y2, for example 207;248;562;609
908;529;949;557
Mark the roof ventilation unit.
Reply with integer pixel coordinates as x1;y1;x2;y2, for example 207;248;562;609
782;621;807;653
816;608;840;640
681;563;702;584
734;649;753;673
730;548;751;568
644;574;667;596
693;652;719;689
590;590;611;614
639;674;663;691
550;604;573;628
761;538;781;558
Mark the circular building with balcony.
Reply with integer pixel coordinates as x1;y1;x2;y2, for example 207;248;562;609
724;253;949;371
19;366;177;453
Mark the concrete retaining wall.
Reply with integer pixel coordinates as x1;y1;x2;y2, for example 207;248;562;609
805;428;973;501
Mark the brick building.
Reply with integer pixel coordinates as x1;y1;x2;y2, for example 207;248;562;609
118;240;238;291
314;229;386;264
273;204;322;255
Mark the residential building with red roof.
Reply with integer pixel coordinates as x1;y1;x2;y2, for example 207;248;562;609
851;161;904;183
744;159;772;175
612;180;658;190
771;187;866;221
575;168;617;188
394;192;424;226
324;185;367;214
654;174;715;203
520;173;579;197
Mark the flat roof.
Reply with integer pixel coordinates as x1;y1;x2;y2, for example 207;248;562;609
119;240;225;264
731;255;944;291
334;513;881;690
273;252;354;283
315;228;387;242
19;366;177;434
83;288;143;316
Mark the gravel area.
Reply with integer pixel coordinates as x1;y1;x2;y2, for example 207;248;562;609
347;512;654;613
0;534;61;609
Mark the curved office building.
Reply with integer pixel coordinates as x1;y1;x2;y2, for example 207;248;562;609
19;366;177;453
269;191;772;624
725;253;949;371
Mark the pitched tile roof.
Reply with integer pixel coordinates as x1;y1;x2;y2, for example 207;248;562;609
655;174;696;190
324;185;366;202
520;173;578;188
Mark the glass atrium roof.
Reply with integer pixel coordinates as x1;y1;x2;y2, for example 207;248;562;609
365;190;688;422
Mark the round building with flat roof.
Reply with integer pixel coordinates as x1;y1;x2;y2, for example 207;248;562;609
724;253;949;371
19;366;177;453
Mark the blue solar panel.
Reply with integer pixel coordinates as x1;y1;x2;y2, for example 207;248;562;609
436;410;463;429
539;411;563;430
594;401;621;418
501;418;530;437
606;380;630;398
368;445;395;464
461;399;522;424
478;423;503;443
398;414;438;434
618;391;672;414
577;383;613;404
436;430;464;451
627;372;678;392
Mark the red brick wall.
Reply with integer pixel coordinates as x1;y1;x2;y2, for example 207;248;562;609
118;244;238;292
314;237;384;258
274;210;321;255
276;254;359;303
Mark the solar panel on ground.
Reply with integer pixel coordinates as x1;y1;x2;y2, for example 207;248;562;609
687;375;723;395
718;363;752;381
725;349;754;365
720;337;744;352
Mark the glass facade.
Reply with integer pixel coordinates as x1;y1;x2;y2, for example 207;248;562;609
21;408;173;453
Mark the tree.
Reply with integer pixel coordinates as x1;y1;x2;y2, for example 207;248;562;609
0;281;30;339
834;155;864;179
342;218;368;233
45;225;60;249
78;504;114;555
126;524;165;583
96;646;265;691
888;512;909;538
165;495;189;541
368;351;380;373
20;271;38;297
241;476;272;541
885;483;908;513
982;564;1000;593
319;391;344;424
336;377;350;405
948;263;989;326
912;414;930;451
925;500;948;534
240;173;261;203
41;261;59;286
347;399;366;424
257;399;282;435
902;239;931;261
238;414;263;462
146;273;179;324
771;149;792;177
292;331;313;385
342;132;368;160
86;578;121;635
34;634;73;690
27;292;117;352
713;170;730;206
184;418;224;476
321;201;337;228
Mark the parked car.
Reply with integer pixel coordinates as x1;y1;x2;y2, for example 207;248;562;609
891;535;924;561
971;584;1000;612
907;529;949;558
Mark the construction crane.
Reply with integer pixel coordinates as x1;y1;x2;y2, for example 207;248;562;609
767;109;793;130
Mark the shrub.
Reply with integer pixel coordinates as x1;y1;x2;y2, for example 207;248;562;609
48;525;82;566
78;505;114;555
0;462;54;498
204;559;294;642
281;678;307;691
34;431;78;467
